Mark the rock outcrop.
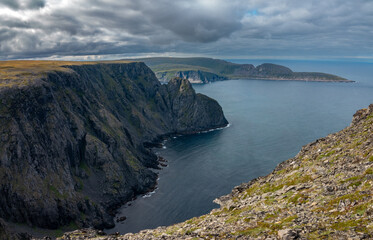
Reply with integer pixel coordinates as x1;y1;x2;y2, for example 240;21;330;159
0;61;228;236
156;70;227;83
61;104;373;239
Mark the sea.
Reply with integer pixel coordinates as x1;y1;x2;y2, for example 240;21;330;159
106;59;373;234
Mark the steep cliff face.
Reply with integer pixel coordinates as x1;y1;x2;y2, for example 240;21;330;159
156;70;227;83
63;104;373;239
0;62;228;233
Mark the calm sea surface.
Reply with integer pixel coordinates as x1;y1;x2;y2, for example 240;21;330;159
107;60;373;234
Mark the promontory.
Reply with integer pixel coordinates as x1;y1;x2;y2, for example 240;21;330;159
132;57;352;84
0;60;228;238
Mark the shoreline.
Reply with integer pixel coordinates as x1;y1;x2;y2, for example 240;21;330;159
64;104;373;239
163;78;355;85
104;122;231;233
228;77;354;82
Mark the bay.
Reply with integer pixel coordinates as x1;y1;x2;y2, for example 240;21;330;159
107;60;373;234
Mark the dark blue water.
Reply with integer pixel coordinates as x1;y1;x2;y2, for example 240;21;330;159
107;60;373;234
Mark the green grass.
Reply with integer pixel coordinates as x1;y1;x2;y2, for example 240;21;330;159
353;201;370;216
330;219;368;232
288;193;309;204
264;213;279;220
126;150;142;171
281;215;298;224
0;60;133;87
79;162;91;175
261;182;285;193
48;185;60;197
366;167;373;174
325;192;370;210
234;221;283;237
285;173;313;186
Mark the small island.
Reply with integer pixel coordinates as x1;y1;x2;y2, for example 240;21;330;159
132;57;353;83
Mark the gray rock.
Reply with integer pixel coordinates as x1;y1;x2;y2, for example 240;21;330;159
278;229;299;240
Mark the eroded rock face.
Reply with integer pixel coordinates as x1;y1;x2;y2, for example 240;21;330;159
0;62;228;233
156;70;227;83
61;104;373;239
165;78;228;133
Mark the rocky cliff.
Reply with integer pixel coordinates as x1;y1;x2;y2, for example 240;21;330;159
0;61;228;237
156;70;227;83
62;104;373;239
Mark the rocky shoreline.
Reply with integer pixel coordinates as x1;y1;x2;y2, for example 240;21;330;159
59;104;373;239
107;123;230;229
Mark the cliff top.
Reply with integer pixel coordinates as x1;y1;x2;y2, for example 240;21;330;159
0;60;133;88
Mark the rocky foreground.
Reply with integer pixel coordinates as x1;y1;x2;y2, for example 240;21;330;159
59;104;373;239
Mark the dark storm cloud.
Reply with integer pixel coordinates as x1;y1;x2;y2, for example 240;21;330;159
136;0;243;43
0;0;372;59
27;0;45;9
0;28;17;41
0;0;19;10
0;0;45;10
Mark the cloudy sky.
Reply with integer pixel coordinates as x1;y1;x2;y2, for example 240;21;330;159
0;0;372;60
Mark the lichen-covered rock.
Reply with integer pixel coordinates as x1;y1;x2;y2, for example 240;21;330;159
60;104;373;239
0;62;228;235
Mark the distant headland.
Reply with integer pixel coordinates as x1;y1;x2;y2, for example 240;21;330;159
129;57;353;83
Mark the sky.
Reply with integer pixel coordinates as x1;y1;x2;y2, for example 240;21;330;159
0;0;372;60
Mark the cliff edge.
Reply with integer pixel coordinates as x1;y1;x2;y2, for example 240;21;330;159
62;104;373;239
0;61;228;237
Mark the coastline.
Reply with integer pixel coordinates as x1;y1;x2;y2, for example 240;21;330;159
163;78;354;85
166;78;354;85
63;104;373;239
105;121;231;232
227;77;355;82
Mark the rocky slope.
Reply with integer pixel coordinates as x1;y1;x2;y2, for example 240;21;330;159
134;57;352;83
0;61;228;237
61;104;373;239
